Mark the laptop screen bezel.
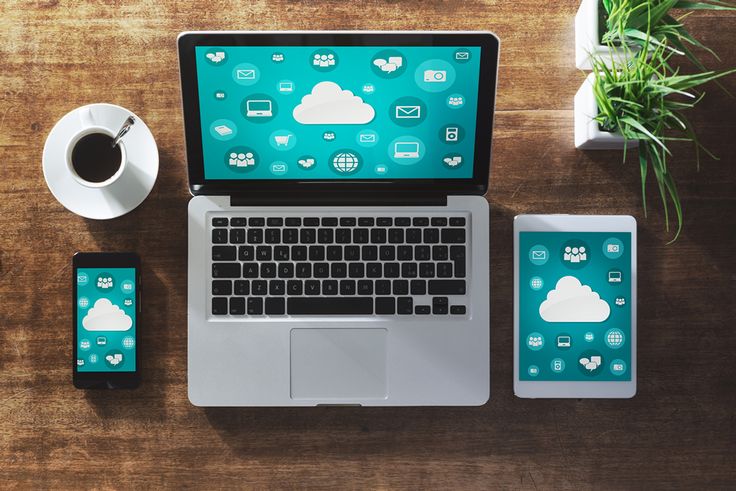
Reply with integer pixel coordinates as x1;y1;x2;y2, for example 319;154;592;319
177;31;499;197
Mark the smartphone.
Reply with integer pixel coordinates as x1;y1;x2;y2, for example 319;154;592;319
513;215;636;398
73;252;141;389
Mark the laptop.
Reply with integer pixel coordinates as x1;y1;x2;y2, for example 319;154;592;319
178;31;500;406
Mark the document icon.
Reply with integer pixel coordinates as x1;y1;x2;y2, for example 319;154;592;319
531;250;546;260
455;51;470;60
359;134;376;143
236;69;256;80
395;105;421;119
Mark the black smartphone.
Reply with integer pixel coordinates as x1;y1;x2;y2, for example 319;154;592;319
73;252;141;389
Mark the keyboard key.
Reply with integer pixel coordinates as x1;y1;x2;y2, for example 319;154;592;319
339;217;356;227
274;246;289;261
247;298;263;315
234;280;249;295
309;245;325;261
354;228;370;243
433;296;449;314
322;280;338;295
388;228;404;244
393;280;409;295
231;217;247;227
431;217;448;226
313;263;329;278
397;245;413;261
413;217;429;227
239;246;255;261
441;228;466;243
437;262;453;278
397;297;413;314
317;229;333;244
212;246;236;261
370;228;386;244
278;263;294;278
247;229;263;244
449;217;466;226
288;297;373;315
260;263;276;278
252;280;268;295
321;217;338;226
375;297;395;314
249;217;265;227
362;246;378;261
366;263;382;278
349;263;365;278
375;280;391;295
287;280;303;295
267;217;283;227
450;245;466;260
410;279;427;295
340;280;356;295
406;228;422;243
296;263;311;278
212;229;228;244
358;280;373;295
230;297;245;315
380;246;395;261
358;217;374;227
384;263;400;278
212;217;228;227
415;305;431;315
256;246;272;261
344;246;360;261
212;297;228;315
429;280;466;295
303;217;319;226
265;297;285;315
282;228;299;244
212;263;240;278
454;260;466;278
305;280;320;295
243;263;259;278
269;280;285;295
419;262;435;278
327;246;342;261
336;228;352;243
212;280;232;296
265;229;281;244
395;217;410;226
285;217;301;226
415;246;430;261
331;262;347;278
229;229;245;244
423;228;440;244
401;262;418;278
451;305;467;315
376;217;392;226
292;246;307;261
300;228;316;244
433;245;448;261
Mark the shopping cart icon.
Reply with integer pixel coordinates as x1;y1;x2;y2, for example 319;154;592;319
274;134;292;147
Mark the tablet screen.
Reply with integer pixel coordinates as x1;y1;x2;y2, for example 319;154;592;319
519;232;632;381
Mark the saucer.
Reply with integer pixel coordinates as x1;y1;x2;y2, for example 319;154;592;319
43;103;159;220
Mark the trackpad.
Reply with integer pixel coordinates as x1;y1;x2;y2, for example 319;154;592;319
290;329;387;400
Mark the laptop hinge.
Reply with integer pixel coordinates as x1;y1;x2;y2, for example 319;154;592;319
230;193;447;207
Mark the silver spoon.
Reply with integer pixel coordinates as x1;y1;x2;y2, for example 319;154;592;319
111;116;135;148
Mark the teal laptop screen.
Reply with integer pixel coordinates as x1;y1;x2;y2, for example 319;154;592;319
76;268;136;372
519;232;632;381
194;46;481;180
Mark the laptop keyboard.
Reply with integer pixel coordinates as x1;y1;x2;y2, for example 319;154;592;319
209;214;469;317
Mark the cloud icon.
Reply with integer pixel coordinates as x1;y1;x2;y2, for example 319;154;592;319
293;81;375;125
82;298;132;331
539;276;610;323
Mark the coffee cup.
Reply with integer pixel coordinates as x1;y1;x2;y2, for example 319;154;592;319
65;126;127;188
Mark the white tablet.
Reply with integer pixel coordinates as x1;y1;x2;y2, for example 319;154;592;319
514;215;637;398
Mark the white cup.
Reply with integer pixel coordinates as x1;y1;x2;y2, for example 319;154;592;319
65;125;127;188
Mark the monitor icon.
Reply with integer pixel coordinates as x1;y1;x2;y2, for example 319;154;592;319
246;100;273;117
608;271;622;283
393;141;420;158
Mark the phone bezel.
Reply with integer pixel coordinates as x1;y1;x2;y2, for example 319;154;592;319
513;215;637;399
72;252;141;389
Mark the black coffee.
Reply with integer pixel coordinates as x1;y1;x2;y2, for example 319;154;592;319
71;133;122;183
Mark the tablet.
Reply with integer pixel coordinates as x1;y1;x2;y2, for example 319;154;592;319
514;215;637;398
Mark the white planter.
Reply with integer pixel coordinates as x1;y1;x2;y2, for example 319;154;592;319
574;73;639;150
575;0;633;70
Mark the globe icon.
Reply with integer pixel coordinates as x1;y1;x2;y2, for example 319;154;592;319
605;329;625;348
332;152;360;174
122;336;136;349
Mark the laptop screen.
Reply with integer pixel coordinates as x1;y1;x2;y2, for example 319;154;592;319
194;45;482;180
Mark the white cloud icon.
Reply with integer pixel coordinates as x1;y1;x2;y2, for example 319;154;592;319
539;276;610;323
82;298;132;331
293;81;375;125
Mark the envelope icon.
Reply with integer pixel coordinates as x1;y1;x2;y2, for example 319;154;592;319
236;69;256;80
396;105;421;119
455;52;470;60
531;250;546;260
272;164;286;172
359;134;376;143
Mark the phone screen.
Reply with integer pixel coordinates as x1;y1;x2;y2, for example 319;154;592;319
519;232;632;381
75;267;137;372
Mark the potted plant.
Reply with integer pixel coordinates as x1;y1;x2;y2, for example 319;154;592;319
575;0;735;70
576;40;735;239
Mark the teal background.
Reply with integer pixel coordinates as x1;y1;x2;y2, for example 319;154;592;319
195;46;481;180
76;267;136;373
519;232;632;381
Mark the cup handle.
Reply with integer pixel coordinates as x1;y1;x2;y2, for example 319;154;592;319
79;105;95;127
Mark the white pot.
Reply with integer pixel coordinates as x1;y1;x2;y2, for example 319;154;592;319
574;73;639;150
575;0;633;70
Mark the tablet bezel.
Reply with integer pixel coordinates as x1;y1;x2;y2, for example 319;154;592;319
513;214;637;398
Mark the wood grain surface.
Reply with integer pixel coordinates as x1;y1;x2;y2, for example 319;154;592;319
1;1;735;488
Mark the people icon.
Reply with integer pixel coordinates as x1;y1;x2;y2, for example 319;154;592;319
97;276;113;289
563;245;587;263
228;152;255;167
313;53;335;68
448;96;464;106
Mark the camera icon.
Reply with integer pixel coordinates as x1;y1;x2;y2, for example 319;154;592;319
424;69;447;83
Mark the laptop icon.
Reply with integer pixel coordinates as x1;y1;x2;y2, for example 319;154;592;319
246;99;272;117
178;31;499;407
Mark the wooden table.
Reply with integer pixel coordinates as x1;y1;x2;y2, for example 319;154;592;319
1;1;735;488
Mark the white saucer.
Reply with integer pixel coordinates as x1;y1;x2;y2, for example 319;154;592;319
43;103;159;220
